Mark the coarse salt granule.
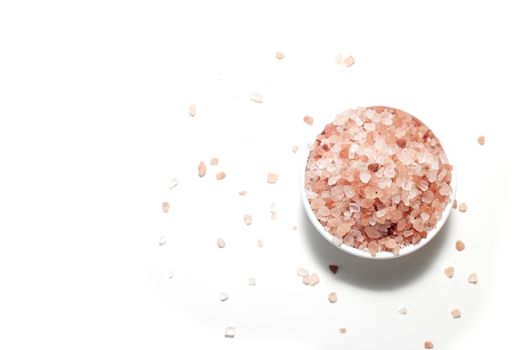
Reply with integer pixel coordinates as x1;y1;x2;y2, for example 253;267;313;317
302;275;311;285
210;157;219;166
477;136;485;145
309;273;320;286
159;236;166;246
398;307;407;315
219;292;229;302
168;270;174;279
238;190;247;196
328;292;338;303
162;201;170;213
198;161;206;177
303;115;314;126
257;239;263;248
217;238;226;248
188;104;196;117
468;273;478;284
297;268;309;277
275;51;285;60
250;93;262;103
216;172;226;180
343;55;355;67
444;266;455;278
339;328;347;334
305;107;453;256
267;173;279;184
248;277;256;286
292;145;299;153
424;341;434;349
455;240;465;251
452;199;457;209
458;202;467;212
451;308;461;319
224;326;236;338
244;214;252;225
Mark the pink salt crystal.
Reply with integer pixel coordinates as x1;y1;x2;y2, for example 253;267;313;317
452;199;457;209
303;115;314;126
162;201;170;213
451;308;462;319
468;273;478;284
297;268;309;277
257;239;263;247
198;161;206;177
368;241;379;257
243;214;252;225
477;136;485;145
239;191;247;196
210;157;219;166
302;275;311;285
188;104;196;117
455;240;465;251
275;51;285;60
217;238;226;248
458;202;467;212
216;172;226;180
309;273;320;286
398;307;407;315
328;292;338;303
318;206;331;217
424;341;434;349
383;237;397;249
444;266;454;278
339;328;347;334
359;170;372;183
267;173;279;184
343;55;355;67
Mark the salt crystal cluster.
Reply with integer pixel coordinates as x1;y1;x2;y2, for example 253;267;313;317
304;107;453;256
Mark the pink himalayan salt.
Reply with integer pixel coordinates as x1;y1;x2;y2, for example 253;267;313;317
478;135;485;145
455;240;465;251
444;266;454;278
328;292;338;303
305;107;453;256
244;214;252;225
468;273;478;284
458;202;467;212
267;173;279;184
275;51;285;60
188;104;196;117
451;308;461;319
343;55;355;67
162;201;170;213
424;341;434;349
304;115;314;126
210;157;219;166
198;161;206;177
216;171;226;180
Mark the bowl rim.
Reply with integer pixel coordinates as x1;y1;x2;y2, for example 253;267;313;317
300;106;457;260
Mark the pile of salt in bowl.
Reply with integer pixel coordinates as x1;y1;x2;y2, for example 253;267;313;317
304;106;453;256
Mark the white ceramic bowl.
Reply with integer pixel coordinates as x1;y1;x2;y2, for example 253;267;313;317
301;106;456;259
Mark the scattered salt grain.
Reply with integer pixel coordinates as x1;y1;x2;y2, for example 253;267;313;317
451;308;462;319
328;292;338;303
468;273;478;284
275;51;285;60
455;240;465;251
159;236;166;246
343;55;355;67
257;239;263;248
309;273;320;286
238;191;247;196
292;145;299;153
267;173;279;184
188;104;196;117
219;292;229;302
162;201;170;213
224;326;236;338
168;270;174;279
424;341;434;349
216;172;226;180
398;307;407;315
303;115;314;126
210;157;219;166
302;275;312;285
458;202;468;213
248;277;256;286
198;161;206;177
244;214;252;225
339;328;347;334
329;265;339;274
444;266;455;278
168;178;179;189
452;199;457;209
332;236;343;247
250;93;262;103
217;238;226;248
297;268;310;277
477;136;485;145
335;53;343;64
292;225;298;231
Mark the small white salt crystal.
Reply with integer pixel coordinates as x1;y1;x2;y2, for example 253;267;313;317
451;308;461;319
168;270;174;279
332;236;343;247
248;277;256;286
468;273;478;284
309;273;320;286
224;326;236;338
328;292;338;303
250;93;262;103
188;104;196;117
243;214;252;225
292;145;298;153
219;292;229;302
359;170;371;183
398;307;407;315
168;178;179;189
217;238;226;248
159;236;166;246
297;268;309;277
257;239;263;248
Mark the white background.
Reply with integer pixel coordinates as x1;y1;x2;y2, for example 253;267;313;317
1;1;524;349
